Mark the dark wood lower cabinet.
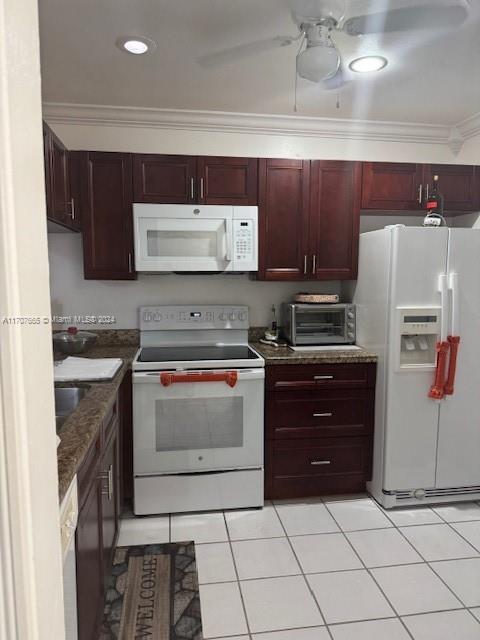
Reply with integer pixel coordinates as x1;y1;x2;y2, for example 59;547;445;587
75;391;122;640
76;471;103;640
265;363;376;499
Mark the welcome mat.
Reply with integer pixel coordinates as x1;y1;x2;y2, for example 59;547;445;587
100;542;203;640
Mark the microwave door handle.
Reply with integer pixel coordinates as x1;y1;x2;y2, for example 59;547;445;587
224;218;233;262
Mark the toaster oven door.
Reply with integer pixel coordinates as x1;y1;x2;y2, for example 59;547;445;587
293;306;353;344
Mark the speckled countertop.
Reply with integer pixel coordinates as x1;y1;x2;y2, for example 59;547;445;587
251;342;378;365
56;345;138;503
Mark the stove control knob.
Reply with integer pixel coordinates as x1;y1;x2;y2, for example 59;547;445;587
229;313;236;321
219;312;226;321
238;312;246;321
348;311;355;319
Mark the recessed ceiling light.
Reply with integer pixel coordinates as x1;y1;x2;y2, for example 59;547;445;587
349;56;388;73
116;36;157;55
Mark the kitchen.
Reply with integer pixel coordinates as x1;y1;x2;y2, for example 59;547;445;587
2;1;480;640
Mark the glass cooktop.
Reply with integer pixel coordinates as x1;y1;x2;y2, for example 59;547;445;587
137;345;260;363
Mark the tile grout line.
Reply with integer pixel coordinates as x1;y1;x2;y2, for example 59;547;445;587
271;501;335;640
222;510;253;640
364;500;471;618
320;497;417;640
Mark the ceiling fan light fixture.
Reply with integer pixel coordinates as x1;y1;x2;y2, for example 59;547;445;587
349;55;388;73
297;45;340;82
116;36;157;55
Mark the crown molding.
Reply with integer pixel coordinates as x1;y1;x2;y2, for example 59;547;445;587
43;102;454;146
456;112;480;140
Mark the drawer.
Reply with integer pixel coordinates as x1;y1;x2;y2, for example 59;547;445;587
267;389;374;439
266;363;375;391
272;437;371;478
266;437;372;500
102;395;118;446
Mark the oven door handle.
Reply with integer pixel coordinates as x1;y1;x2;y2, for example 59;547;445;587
133;369;265;383
160;371;238;387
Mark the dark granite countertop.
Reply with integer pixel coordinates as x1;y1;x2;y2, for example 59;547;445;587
56;345;138;503
251;342;378;365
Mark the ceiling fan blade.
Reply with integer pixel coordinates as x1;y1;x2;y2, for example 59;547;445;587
197;35;295;68
342;4;469;36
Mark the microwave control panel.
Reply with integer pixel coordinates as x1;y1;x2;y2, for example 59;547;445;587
232;207;258;271
234;220;254;263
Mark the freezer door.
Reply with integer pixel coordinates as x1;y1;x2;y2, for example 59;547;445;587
383;226;449;491
435;228;480;488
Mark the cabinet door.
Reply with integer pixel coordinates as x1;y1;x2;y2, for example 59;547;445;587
119;370;133;508
361;162;423;210
133;154;196;203
42;122;53;215
197;156;258;205
50;129;72;223
257;158;310;280
424;164;480;212
101;428;119;579
76;477;103;640
81;152;136;279
310;161;361;280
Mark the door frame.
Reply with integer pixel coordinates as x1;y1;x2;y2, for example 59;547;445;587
0;1;65;638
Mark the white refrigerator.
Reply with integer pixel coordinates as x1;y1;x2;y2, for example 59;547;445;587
353;225;480;508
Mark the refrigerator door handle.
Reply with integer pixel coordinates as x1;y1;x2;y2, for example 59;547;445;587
448;272;459;336
438;274;448;341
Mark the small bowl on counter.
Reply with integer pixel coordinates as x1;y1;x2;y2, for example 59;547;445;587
53;327;97;355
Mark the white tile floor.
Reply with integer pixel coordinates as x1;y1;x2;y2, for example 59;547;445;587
118;497;480;639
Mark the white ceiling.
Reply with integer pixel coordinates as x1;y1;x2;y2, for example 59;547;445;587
39;0;480;125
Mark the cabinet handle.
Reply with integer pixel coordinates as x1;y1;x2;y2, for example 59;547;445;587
190;177;195;201
200;177;204;200
425;183;429;200
418;184;423;204
128;252;133;273
108;464;113;501
70;198;75;220
303;255;308;275
313;412;333;417
314;375;334;380
311;460;331;466
312;254;316;274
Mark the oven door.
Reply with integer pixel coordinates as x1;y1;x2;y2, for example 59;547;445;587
293;305;351;344
133;368;264;474
133;204;234;272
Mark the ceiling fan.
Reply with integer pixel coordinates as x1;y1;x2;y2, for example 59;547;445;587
197;1;470;90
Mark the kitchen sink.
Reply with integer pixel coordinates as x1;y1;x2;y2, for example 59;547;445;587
55;386;90;432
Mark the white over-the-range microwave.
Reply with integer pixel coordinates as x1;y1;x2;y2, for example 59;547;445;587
133;203;258;272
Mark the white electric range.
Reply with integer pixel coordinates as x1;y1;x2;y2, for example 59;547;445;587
132;305;265;515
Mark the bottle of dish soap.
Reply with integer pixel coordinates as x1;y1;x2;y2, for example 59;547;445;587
265;304;279;341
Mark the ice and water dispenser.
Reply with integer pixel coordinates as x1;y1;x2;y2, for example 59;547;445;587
397;308;441;368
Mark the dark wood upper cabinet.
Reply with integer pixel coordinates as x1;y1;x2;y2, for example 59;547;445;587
424;164;480;212
133;154;196;203
257;158;310;280
133;154;258;205
79;152;136;280
197;156;258;205
361;162;424;210
310;161;361;280
43;121;80;230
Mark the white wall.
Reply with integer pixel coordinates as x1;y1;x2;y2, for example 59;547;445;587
51;121;460;163
48;234;339;329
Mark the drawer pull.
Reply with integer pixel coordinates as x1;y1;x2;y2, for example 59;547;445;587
313;412;333;417
311;460;331;466
314;375;334;380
